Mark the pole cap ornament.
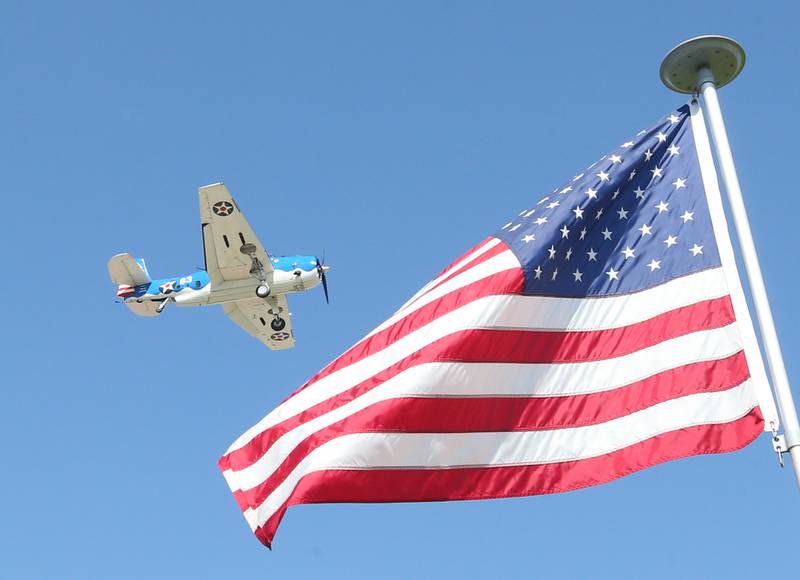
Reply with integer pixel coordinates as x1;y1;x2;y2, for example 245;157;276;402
660;35;746;94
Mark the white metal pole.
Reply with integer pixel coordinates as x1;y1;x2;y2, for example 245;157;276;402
697;66;800;487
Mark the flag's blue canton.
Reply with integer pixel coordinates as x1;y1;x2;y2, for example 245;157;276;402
495;105;720;297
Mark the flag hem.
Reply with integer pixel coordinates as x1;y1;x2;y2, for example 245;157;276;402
689;100;778;429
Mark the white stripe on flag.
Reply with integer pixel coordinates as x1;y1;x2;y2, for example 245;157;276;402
244;381;758;529
365;248;518;340
395;238;503;313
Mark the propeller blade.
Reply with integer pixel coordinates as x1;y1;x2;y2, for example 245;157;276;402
321;272;329;304
316;253;329;303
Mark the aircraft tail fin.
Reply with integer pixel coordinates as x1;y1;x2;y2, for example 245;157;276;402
109;253;159;316
135;257;151;279
108;253;151;286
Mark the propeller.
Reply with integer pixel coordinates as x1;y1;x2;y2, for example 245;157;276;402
315;253;330;304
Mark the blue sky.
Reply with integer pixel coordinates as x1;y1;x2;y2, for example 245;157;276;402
2;1;799;578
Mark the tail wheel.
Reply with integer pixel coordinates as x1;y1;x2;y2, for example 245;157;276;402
270;316;286;331
256;284;270;298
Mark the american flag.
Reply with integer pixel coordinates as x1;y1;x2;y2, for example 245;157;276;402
219;101;777;548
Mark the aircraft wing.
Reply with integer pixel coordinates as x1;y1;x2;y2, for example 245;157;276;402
199;183;273;286
222;295;295;350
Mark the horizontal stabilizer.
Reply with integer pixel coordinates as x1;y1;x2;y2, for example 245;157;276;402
125;301;161;317
108;253;151;286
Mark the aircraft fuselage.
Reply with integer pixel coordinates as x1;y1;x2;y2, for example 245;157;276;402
116;255;322;307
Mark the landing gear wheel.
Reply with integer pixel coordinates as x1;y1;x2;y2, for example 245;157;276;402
256;284;270;298
270;316;286;331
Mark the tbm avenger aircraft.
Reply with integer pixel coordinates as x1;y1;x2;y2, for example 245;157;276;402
107;183;330;350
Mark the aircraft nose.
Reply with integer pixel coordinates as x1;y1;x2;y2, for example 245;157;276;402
322;265;331;273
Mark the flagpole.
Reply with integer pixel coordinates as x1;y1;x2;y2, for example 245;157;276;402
661;35;800;487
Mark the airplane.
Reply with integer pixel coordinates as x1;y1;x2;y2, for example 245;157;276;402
107;182;330;350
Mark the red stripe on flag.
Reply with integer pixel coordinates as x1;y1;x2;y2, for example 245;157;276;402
430;237;498;285
220;296;735;473
433;297;734;364
296;266;523;395
233;351;749;511
253;407;764;548
404;239;508;308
